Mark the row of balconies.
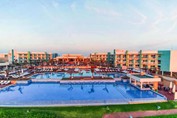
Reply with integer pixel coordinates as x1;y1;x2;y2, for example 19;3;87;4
116;64;157;69
18;57;50;60
115;57;157;60
18;54;52;57
18;54;47;56
18;55;52;58
115;61;158;65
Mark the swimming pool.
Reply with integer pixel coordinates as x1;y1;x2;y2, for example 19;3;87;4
0;82;166;106
31;73;65;79
31;71;108;79
107;73;126;78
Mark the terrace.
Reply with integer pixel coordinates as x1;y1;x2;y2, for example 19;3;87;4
127;72;161;90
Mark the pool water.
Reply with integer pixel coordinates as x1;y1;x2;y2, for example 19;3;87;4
31;71;108;79
31;73;65;79
0;82;166;106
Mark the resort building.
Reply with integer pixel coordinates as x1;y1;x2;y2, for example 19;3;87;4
54;54;90;65
90;52;108;63
0;49;177;74
158;50;177;76
90;50;159;70
0;53;9;63
0;49;57;64
112;49;159;70
107;52;115;66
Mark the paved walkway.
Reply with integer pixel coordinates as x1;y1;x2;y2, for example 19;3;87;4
103;109;177;118
0;83;11;88
158;89;174;100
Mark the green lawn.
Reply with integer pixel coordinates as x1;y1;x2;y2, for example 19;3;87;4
0;101;177;118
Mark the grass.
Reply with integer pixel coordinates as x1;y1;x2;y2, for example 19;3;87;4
0;101;177;118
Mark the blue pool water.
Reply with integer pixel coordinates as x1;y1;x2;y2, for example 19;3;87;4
0;82;166;106
31;73;65;79
107;73;126;78
31;71;106;79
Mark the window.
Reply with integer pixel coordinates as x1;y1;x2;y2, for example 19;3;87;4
158;60;161;64
151;60;155;62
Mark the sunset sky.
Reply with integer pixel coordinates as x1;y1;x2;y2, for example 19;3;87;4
0;0;177;55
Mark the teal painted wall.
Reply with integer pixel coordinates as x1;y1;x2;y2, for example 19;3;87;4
11;49;14;64
27;51;31;63
139;50;142;68
45;52;48;61
107;52;111;62
158;50;171;72
113;49;116;67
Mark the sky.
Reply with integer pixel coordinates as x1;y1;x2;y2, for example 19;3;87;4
0;0;177;55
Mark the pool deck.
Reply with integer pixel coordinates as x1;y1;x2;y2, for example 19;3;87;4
32;79;60;83
0;99;167;107
0;83;15;90
158;89;174;100
0;84;11;88
31;79;116;83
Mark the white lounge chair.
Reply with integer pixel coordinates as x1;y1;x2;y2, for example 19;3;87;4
0;81;4;85
2;81;6;85
0;81;5;85
5;80;11;85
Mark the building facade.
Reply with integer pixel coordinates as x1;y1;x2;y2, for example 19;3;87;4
0;49;177;73
90;50;159;69
113;49;158;70
0;53;9;63
0;49;56;64
90;53;107;62
107;52;114;66
158;50;177;75
55;54;90;65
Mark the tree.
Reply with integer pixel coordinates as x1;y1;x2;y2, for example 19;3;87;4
91;66;96;79
48;59;55;65
68;69;74;79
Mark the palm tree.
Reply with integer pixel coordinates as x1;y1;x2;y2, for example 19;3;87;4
17;70;21;79
5;69;9;80
154;67;158;75
68;69;73;79
91;66;95;79
49;59;54;65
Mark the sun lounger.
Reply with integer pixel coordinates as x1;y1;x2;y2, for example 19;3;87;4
0;81;5;85
0;81;4;85
3;81;8;85
3;81;9;85
5;80;11;84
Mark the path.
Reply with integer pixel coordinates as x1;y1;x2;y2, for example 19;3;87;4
103;109;177;118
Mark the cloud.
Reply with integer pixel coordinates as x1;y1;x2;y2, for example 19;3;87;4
39;2;52;18
38;0;59;22
145;1;177;33
126;4;147;25
151;14;164;32
70;2;76;11
52;1;59;9
166;12;177;33
85;5;120;17
148;1;166;32
150;7;177;33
